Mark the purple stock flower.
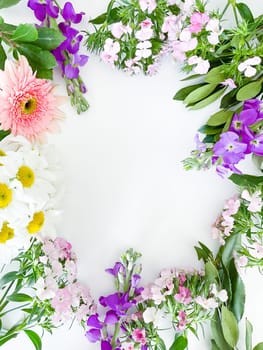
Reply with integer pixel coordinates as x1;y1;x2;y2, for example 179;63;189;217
85;328;101;343
229;109;258;134
99;293;135;316
243;99;262;111
87;314;103;329
58;24;82;54
62;2;85;24
104;310;119;324
242;127;263;156
213;131;247;164
105;262;125;277
27;0;59;21
101;340;112;350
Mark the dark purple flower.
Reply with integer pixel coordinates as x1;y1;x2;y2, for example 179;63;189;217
213;131;247;164
87;314;103;329
243;99;262;111
62;2;85;24
104;310;119;324
28;0;59;21
99;293;135;316
85;328;101;343
64;63;79;79
242;127;263;156
101;340;112;350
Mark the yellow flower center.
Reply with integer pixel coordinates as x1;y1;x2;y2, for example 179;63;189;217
0;150;6;156
0;222;14;243
0;183;12;208
27;211;45;234
21;97;37;115
16;166;35;188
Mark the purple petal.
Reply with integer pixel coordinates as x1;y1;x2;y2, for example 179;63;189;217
87;314;103;329
85;328;101;343
73;54;89;66
46;0;59;18
105;262;124;276
62;2;84;23
104;310;119;325
131;274;141;287
64;63;79;79
101;340;112;350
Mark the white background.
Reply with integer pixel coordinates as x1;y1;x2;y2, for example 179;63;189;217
2;0;263;349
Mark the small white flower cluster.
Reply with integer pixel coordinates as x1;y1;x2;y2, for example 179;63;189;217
0;135;61;263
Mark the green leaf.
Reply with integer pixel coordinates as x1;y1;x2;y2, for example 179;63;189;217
24;330;42;350
169;335;188;350
7;293;32;302
220;89;238;109
35;27;65;50
237;3;254;23
0;42;6;70
207;110;234;127
211;310;232;350
0;333;18;346
190;88;225;110
13;24;38;42
184;83;217;105
211;340;220;350
254;343;263;350
168;4;180;15
173;84;205;101
181;74;202;81
0;271;17;288
198;124;223;135
194;241;213;262
205;261;219;282
0;130;11;141
229;259;245;321
246;319;253;350
0;0;21;8
222;234;241;268
205;66;227;84
89;13;107;24
17;44;57;70
221;306;239;348
236;81;262;101
229;173;263;186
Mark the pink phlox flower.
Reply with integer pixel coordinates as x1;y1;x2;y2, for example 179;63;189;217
150;284;165;304
135;41;152;59
221;78;237;89
238;56;261;78
234;253;248;271
177;310;187;331
171;41;187;62
147;62;160;76
140;284;154;301
42;238;60;261
174;286;192;305
0;55;65;142
241;189;262;212
54;237;73;259
65;259;78;282
76;303;93;322
35;276;57;300
162;15;180;38
188;55;210;74
189;12;210;33
111;22;132;39
51;260;64;277
179;29;198;52
252;242;263;259
132;328;147;345
210;284;228;302
123;343;135;350
139;0;157;13
101;38;120;65
51;287;73;313
135;20;153;41
195;296;218;309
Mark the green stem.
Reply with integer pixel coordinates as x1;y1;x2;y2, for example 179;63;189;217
0;280;15;310
0;303;30;318
220;2;230;19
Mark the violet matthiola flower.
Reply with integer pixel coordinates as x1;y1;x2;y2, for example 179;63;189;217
100;293;135;316
229;109;258;134
85;328;101;342
101;340;112;350
104;310;119;324
244;99;262;111
105;262;125;277
242;127;263;156
62;2;84;24
213;131;247;164
87;314;103;329
28;0;59;21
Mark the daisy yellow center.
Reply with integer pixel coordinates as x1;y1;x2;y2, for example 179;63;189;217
0;222;14;244
16;166;35;188
21;97;37;115
0;183;12;208
27;211;45;234
0;150;6;156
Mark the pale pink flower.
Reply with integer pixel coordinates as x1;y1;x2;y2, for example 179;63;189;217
0;56;65;142
177;310;187;330
123;343;134;350
140;284;154;300
147;62;160;76
65;259;78;282
195;296;218;309
161;15;179;36
236;255;248;267
238;56;261;77
252;242;263;259
188;55;210;74
151;285;165;304
51;287;73;313
210;284;228;302
241;189;262;212
35;276;58;300
189;12;210;33
132;328;147;345
206;18;222;45
101;38;120;65
139;0;156;13
136;41;152;59
111;22;132;39
221;78;237;89
179;30;198;52
135;20;153;41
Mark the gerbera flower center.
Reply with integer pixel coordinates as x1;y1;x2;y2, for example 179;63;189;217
0;222;14;243
16;165;35;188
0;183;12;208
21;97;37;115
27;211;45;234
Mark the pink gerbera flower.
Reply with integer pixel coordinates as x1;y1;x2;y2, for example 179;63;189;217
0;55;65;142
